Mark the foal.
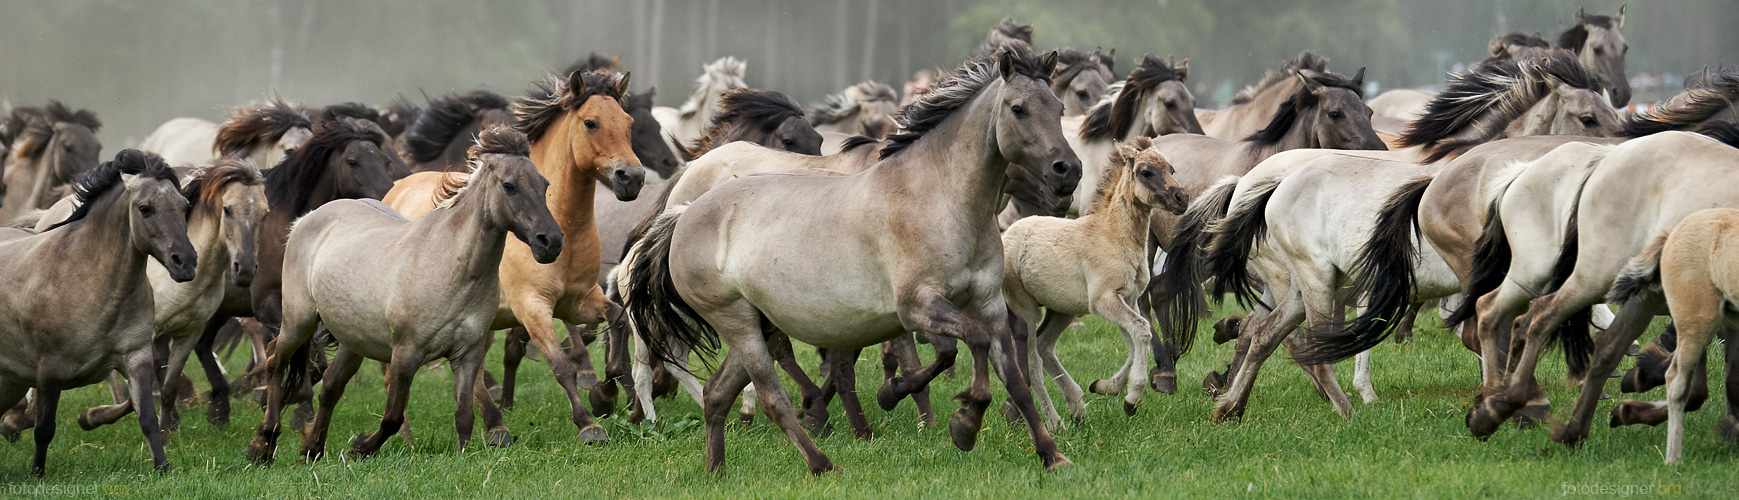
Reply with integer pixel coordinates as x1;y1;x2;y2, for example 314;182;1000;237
1002;138;1188;428
247;127;561;463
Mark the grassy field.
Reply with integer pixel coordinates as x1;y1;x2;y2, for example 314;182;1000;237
0;307;1732;498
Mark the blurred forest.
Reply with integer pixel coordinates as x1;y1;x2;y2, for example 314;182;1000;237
0;0;1733;148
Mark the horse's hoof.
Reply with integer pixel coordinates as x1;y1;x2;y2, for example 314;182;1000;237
1716;416;1739;443
1626;342;1642;356
1212;317;1242;344
1123;401;1138;416
207;401;231;427
1202;371;1228;397
948;411;981;451
1465;399;1501;441
1087;379;1116;396
577;424;610;444
485;429;515;448
588;385;619;417
575;370;599;392
289;405;313;434
738;411;754;424
999;400;1022;423
808;458;838;476
300;446;325;463
1512;402;1550;429
1209;405;1242;423
0;425;18;443
76;411;100;431
876;378;903;411
244;441;276;466
161;412;181;434
347;434;378;460
1044;453;1074;472
804;417;834;438
1152;373;1177;395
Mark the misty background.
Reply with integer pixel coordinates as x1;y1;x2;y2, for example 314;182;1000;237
1;0;1733;149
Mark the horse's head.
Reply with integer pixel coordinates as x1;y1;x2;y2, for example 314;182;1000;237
1054;50;1115;116
322;118;397;200
1136;57;1203;135
541;70;645;201
622;88;682;178
1533;73;1623;137
1117;138;1188;215
185;158;267;287
1559;6;1630;107
9;102;103;189
117;150;196;282
468;126;563;264
685;88;822;159
993;46;1080;202
1286;69;1385;151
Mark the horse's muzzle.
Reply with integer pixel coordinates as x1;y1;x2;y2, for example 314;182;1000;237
610;164;646;202
530;231;565;264
1047;160;1082;198
164;250;198;283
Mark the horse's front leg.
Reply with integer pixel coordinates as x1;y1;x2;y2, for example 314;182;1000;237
578;291;634;419
515;298;608;443
1089;291;1153;416
196;315;233;426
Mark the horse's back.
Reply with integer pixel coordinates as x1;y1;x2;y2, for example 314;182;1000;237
1002;216;1093;315
140;117;221;168
383;171;458;220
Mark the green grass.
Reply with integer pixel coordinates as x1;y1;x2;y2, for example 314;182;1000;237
1;307;1733;498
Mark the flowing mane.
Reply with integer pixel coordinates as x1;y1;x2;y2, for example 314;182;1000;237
1080;55;1187;142
432;126;532;209
1398;50;1595;162
406;90;511;163
566;52;620;77
1231;52;1328;106
265;118;386;214
381;96;421;139
1622;73;1739;137
181;158;265;216
880;43;1052;160
679;88;807;161
316;102;383;129
809;81;897;126
678;57;747;117
1699;121;1739;149
5;101;100;161
1244;71;1365;147
1487;32;1552;62
974;18;1033;58
216;97;312;158
46;149;177;230
515;70;628;143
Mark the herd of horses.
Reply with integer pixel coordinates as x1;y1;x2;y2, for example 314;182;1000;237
0;5;1736;477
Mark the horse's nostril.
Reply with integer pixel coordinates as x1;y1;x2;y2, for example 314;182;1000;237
535;234;550;246
171;254;184;266
1051;161;1069;176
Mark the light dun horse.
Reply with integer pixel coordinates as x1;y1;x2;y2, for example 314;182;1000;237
140;97;312;170
625;45;1078;474
0;150;194;476
1003;137;1188;430
652;56;748;150
811;81;898;142
1;102;102;223
247;127;559;463
385;69;645;443
1052;48;1116;117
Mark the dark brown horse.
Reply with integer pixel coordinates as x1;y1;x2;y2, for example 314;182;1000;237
404;91;515;173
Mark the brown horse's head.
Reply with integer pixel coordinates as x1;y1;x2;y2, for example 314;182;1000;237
516;70;645;201
449;126;564;263
991;45;1080;201
680;88;822;161
1115;137;1188;215
1248;69;1385;151
266;117;396;215
183;158;267;287
1558;6;1630;108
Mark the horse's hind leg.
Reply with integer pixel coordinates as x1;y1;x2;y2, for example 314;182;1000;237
1090;293;1154;416
1353;350;1379;404
244;306;318;465
1035;313;1084;426
29;384;61;477
514;300;610;443
882;334;935;423
350;346;419;460
498;326;529;409
1552;297;1663;447
701;346;753;474
826;348;873;439
1212;285;1306;423
1716;329;1739;444
586;298;637;419
301;345;362;462
1663;311;1717;463
453;340;491;453
769;332;826;424
197;315;233;426
875;331;958;412
153;335;202;432
0;379;29;444
76;372;135;431
563;321;599;390
983;305;1070;470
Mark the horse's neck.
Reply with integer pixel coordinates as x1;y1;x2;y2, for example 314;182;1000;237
58;201;150;296
875;88;1008;225
418;192;509;281
176;211;231;295
1507;97;1559;138
531;123;599;235
1088;182;1151;248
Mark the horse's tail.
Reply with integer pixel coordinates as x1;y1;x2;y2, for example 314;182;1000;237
1203;176;1282;309
1150;175;1239;359
1300;174;1433;365
1444;197;1509;330
622;167;685;261
623;205;718;369
1608;229;1669;307
1545;186;1592;372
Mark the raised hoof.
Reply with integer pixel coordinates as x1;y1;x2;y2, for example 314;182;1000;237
803;416;834;438
1201;370;1228;397
948;410;981;451
738;411;754;424
588;384;619;417
1087;379;1116;396
1626;342;1641;356
76;410;102;431
1511;402;1550;429
575;370;599;392
485;429;515;447
999;400;1022;423
1212;317;1242;344
0;424;18;443
577;424;610;444
1609;400;1667;427
1152;373;1177;395
347;433;378;460
1045;453;1074;472
876;378;903;411
244;440;276;466
1716;416;1739;443
1123;400;1138;416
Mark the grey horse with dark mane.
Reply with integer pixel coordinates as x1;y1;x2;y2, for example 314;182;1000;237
1;102;101;223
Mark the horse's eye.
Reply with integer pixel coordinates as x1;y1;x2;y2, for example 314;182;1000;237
1075;90;1089;100
502;181;518;194
1139;170;1154;178
346;158;359;167
1328;111;1344;120
223;207;233;217
1164;101;1177;110
1592;47;1603;56
1011;104;1027;117
781;138;794;148
1580;116;1598;128
584;119;599;132
139;205;156;217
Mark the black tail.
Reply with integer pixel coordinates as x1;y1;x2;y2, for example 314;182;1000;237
1150;176;1239;359
621;167;686;261
1203;177;1282;309
1300;175;1433;365
623;205;719;369
1607;230;1669;306
1444;197;1509;330
1544;186;1591;370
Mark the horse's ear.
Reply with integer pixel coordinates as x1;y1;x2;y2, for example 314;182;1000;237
1040;51;1060;76
1615;4;1625;28
616;72;633;97
569;70;588;96
644;86;657;98
1178;58;1190;81
1352;67;1366;87
1575;7;1587;23
1114;141;1140;165
1296;72;1323;94
999;50;1015;80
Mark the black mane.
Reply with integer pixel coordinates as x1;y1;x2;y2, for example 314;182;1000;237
47;149;178;230
1081;55;1187;142
566;52;620;77
1623;72;1739;137
1244;71;1364;146
216;97;312;158
6;101;101;160
265;118;386;214
1399;50;1594;161
881;43;1053;160
681;88;806;161
516;70;628;143
406;90;511;163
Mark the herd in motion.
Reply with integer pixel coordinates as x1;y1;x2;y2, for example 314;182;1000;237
0;5;1736;478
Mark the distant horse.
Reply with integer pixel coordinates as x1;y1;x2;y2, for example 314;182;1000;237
623;44;1077;474
1064;55;1201;216
1003;138;1188;430
1605;206;1739;463
1558;6;1630;107
974;18;1033;58
248;127;555;463
621;88;683;179
49;159;267;433
402;90;514;172
384;69;645;443
1;102;102;223
1052;48;1116;117
0;150;194;476
811;81;898;152
652;57;747;149
141;97;313;170
675;88;822;161
1200;52;1329;141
